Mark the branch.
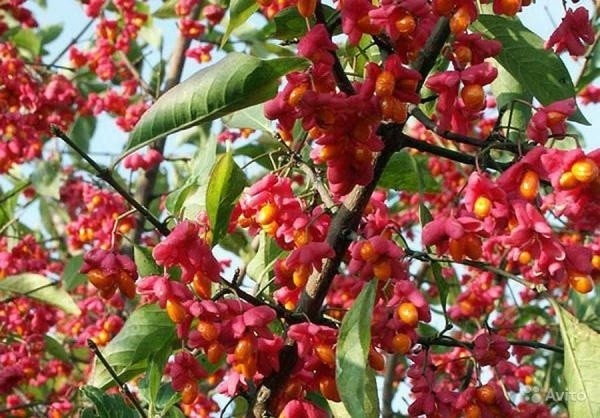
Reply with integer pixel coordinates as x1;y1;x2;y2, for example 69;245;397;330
382;353;399;418
130;4;202;244
51;126;170;237
49;18;95;67
315;2;355;95
252;17;452;417
88;339;148;418
418;335;563;354
409;105;485;146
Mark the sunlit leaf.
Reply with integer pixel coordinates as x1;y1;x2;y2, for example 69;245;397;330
80;386;138;418
62;255;87;291
90;304;176;389
379;151;440;193
126;53;308;154
336;280;379;418
221;0;258;46
551;299;600;418
0;274;80;315
205;152;247;246
471;15;589;125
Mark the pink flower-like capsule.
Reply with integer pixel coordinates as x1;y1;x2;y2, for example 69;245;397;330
526;98;576;145
278;400;328;418
152;220;220;284
546;7;594;57
472;333;510;367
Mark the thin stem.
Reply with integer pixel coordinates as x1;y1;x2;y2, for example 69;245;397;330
409;106;484;147
51;126;170;237
315;2;355;95
49;18;95;67
128;3;202;245
87;339;148;418
382;353;399;418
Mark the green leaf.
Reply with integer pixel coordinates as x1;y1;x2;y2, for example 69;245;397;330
44;335;71;363
550;299;600;417
80;386;138;418
336;280;379;418
222;103;273;132
576;26;600;92
126;53;308;154
471;15;589;125
0;183;21;229
153;0;178;18
62;255;87;291
247;232;286;287
134;245;161;277
221;0;259;47
166;134;217;219
379;151;439;193
139;25;163;49
272;5;339;40
206;152;247;245
30;160;63;199
12;28;42;57
0;274;81;315
490;58;532;142
90;304;176;389
39;24;63;45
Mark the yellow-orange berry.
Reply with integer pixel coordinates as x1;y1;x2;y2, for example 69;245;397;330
518;250;532;265
87;269;113;290
292;265;311;288
395;13;416;35
592;254;600;270
319;376;340;402
495;0;521;16
206;342;224;364
464;404;482;418
181;381;198;405
476;384;497;405
473;195;492;218
559;171;580;189
461;84;485;112
571;158;599;184
197;320;219;342
116;272;136;299
373;259;392;280
432;0;454;16
449;6;471;34
375;71;395;97
315;344;336;367
234;336;255;362
519;170;539;200
360;241;379;263
166;298;187;323
297;0;317;17
368;347;385;371
569;273;594;294
397;302;419;327
256;202;278;225
391;333;412;354
287;84;308;107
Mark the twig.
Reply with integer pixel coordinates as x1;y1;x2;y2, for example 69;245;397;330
129;3;202;245
252;17;453;418
49;18;95;67
314;2;355;95
87;339;148;418
409;105;484;146
382;353;399;418
51;126;170;237
0;402;43;414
